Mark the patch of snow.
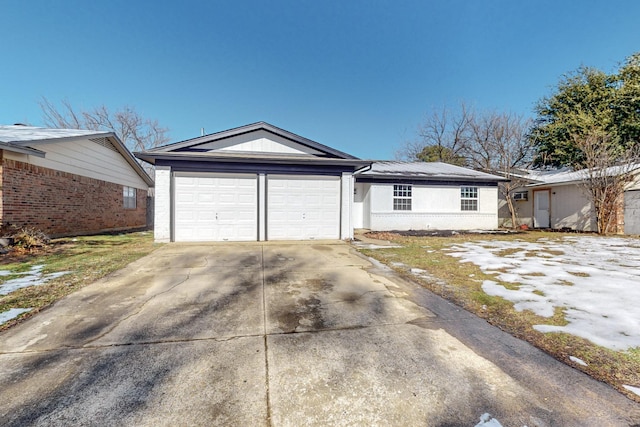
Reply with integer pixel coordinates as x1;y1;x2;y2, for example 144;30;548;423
446;236;640;350
410;268;427;274
0;265;70;295
0;308;31;324
569;356;588;366
623;384;640;397
475;413;503;427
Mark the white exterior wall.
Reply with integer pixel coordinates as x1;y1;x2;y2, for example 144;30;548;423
367;183;499;231
353;182;366;229
340;173;354;239
154;167;171;242
5;138;148;190
549;185;596;231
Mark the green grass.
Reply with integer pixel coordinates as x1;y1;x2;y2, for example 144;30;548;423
357;230;640;402
0;231;159;330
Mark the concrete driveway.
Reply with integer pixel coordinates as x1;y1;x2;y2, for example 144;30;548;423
0;243;638;426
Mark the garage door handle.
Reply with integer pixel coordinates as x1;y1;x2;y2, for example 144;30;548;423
302;213;305;219
216;213;218;220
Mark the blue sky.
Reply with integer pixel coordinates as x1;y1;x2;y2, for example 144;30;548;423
3;1;640;160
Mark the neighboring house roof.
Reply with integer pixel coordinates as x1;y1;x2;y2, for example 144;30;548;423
356;161;509;182
0;125;153;186
135;121;370;168
517;165;640;188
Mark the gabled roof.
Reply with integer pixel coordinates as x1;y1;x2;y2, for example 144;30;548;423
0;125;153;186
135;122;368;168
356;161;509;182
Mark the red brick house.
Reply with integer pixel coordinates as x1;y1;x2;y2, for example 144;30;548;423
0;125;153;237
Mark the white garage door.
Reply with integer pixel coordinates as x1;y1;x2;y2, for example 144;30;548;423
267;175;340;240
174;173;258;242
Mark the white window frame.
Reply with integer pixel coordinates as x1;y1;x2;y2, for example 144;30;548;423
393;184;412;211
460;186;478;211
123;186;137;209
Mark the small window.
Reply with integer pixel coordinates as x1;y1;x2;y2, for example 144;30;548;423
123;186;137;209
393;184;412;211
461;186;478;211
513;191;528;201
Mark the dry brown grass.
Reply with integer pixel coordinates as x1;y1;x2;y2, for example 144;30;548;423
0;231;158;331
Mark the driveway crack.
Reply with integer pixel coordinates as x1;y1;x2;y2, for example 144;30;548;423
81;272;192;346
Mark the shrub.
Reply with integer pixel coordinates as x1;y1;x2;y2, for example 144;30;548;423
0;224;50;249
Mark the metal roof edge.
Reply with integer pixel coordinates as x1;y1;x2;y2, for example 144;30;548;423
8;132;113;146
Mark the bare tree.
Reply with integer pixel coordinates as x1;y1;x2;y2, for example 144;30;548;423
574;129;640;233
40;98;170;153
399;103;534;228
464;112;534;228
395;103;472;164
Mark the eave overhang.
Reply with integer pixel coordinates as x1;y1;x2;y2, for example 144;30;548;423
134;151;371;170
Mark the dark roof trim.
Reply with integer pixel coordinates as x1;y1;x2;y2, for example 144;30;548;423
355;177;498;187
161;160;355;176
141;121;359;160
135;151;371;169
356;173;507;183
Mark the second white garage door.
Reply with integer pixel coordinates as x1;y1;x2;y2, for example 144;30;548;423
267;175;341;240
174;173;258;242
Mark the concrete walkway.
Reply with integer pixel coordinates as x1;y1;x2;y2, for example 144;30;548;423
0;243;638;426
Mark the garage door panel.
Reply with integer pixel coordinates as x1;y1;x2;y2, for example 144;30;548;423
174;174;258;242
267;175;340;240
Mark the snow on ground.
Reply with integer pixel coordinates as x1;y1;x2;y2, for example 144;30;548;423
624;384;640;397
0;307;31;324
446;236;640;351
475;413;503;427
0;265;70;295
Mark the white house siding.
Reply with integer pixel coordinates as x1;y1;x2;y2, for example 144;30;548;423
5;138;147;190
340;172;355;239
199;130;323;155
154;167;171;242
548;185;596;231
367;184;498;231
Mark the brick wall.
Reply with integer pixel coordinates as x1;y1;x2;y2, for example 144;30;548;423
1;158;147;236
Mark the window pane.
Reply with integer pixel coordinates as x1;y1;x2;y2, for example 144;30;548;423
461;199;478;211
393;184;412;211
123;186;136;209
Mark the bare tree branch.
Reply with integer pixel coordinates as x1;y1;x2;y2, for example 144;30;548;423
39;97;170;156
574;129;640;233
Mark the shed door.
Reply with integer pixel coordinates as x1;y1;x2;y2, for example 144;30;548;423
625;190;640;235
533;190;550;228
174;173;258;242
267;175;340;240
